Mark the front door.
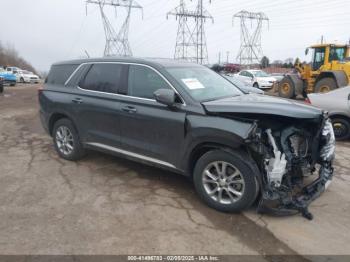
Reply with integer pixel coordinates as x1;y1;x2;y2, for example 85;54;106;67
119;64;186;167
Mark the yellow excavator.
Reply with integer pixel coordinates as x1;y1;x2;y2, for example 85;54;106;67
278;43;350;98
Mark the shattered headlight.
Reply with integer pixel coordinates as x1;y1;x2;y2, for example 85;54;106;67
320;119;335;162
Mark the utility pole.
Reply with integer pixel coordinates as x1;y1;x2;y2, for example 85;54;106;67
321;35;324;44
167;0;214;64
233;10;269;66
226;51;229;63
86;0;142;57
218;52;221;64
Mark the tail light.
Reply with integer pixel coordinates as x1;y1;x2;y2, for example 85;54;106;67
304;97;311;104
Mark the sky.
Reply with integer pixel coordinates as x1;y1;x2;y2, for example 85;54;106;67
0;0;349;72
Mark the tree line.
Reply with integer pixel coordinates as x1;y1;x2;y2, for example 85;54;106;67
0;41;37;74
260;56;303;69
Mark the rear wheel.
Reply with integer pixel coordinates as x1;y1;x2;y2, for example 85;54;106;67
53;118;86;161
193;150;258;212
315;77;337;93
278;77;295;98
331;117;350;141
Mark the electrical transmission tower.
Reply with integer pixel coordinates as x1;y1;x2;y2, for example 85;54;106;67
86;0;142;57
167;0;213;65
233;10;269;65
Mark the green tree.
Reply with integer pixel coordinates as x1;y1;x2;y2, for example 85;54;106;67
260;56;270;68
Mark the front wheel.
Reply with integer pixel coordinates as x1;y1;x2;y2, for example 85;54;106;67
278;77;295;98
193;150;259;212
253;82;259;88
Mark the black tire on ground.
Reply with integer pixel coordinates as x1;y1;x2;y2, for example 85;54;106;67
0;84;3;93
331;117;350;141
20;77;24;83
253;82;259;88
10;83;16;86
315;77;337;93
278;77;295;98
193;150;259;213
52;118;86;161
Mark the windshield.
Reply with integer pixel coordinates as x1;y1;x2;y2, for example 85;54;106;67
167;66;243;101
251;70;269;77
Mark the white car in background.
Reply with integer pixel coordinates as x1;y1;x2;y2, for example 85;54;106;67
16;70;40;84
234;69;277;89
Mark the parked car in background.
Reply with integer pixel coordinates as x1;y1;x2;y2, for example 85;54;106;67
234;70;277;89
16;70;40;83
39;57;335;219
6;66;21;74
307;86;350;140
270;73;285;82
222;74;264;94
0;68;17;86
0;76;4;93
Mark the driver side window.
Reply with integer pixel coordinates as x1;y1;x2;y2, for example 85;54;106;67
128;65;171;100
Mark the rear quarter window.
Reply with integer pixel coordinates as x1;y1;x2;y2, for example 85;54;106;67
46;64;79;85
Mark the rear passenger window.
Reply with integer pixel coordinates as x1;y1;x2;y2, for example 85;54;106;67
46;64;79;85
80;64;122;94
128;65;171;99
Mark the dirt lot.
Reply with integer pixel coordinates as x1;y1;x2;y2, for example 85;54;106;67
0;84;350;258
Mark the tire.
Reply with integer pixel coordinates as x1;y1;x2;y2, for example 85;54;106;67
253;82;259;88
331;117;350;141
278;77;295;98
52;118;86;161
193;150;259;213
0;84;3;93
20;77;24;83
10;83;16;87
315;77;337;93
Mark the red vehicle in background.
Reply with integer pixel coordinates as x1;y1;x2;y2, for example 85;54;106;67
224;63;241;73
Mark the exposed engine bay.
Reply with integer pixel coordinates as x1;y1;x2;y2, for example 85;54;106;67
248;115;335;220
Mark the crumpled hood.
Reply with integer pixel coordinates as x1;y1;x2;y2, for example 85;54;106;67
202;94;323;119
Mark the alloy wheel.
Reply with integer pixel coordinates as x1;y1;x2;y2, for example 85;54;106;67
202;161;245;205
55;126;74;155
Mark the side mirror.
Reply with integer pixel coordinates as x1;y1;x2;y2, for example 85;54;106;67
154;89;176;107
305;48;309;55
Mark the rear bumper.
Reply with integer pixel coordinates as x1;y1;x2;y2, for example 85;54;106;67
4;79;16;84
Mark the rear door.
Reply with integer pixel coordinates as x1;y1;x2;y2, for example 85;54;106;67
74;63;127;148
118;64;186;167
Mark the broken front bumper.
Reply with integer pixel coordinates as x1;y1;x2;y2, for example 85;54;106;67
257;162;333;220
258;119;335;220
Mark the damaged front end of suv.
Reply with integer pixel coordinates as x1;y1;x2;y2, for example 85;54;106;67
203;95;335;220
248;115;335;220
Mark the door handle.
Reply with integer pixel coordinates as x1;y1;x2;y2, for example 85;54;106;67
72;98;83;104
121;106;137;113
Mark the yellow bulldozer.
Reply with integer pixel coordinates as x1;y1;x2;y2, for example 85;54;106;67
278;43;350;98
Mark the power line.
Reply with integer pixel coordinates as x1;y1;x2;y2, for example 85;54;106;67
86;0;143;57
233;10;269;65
167;0;214;64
